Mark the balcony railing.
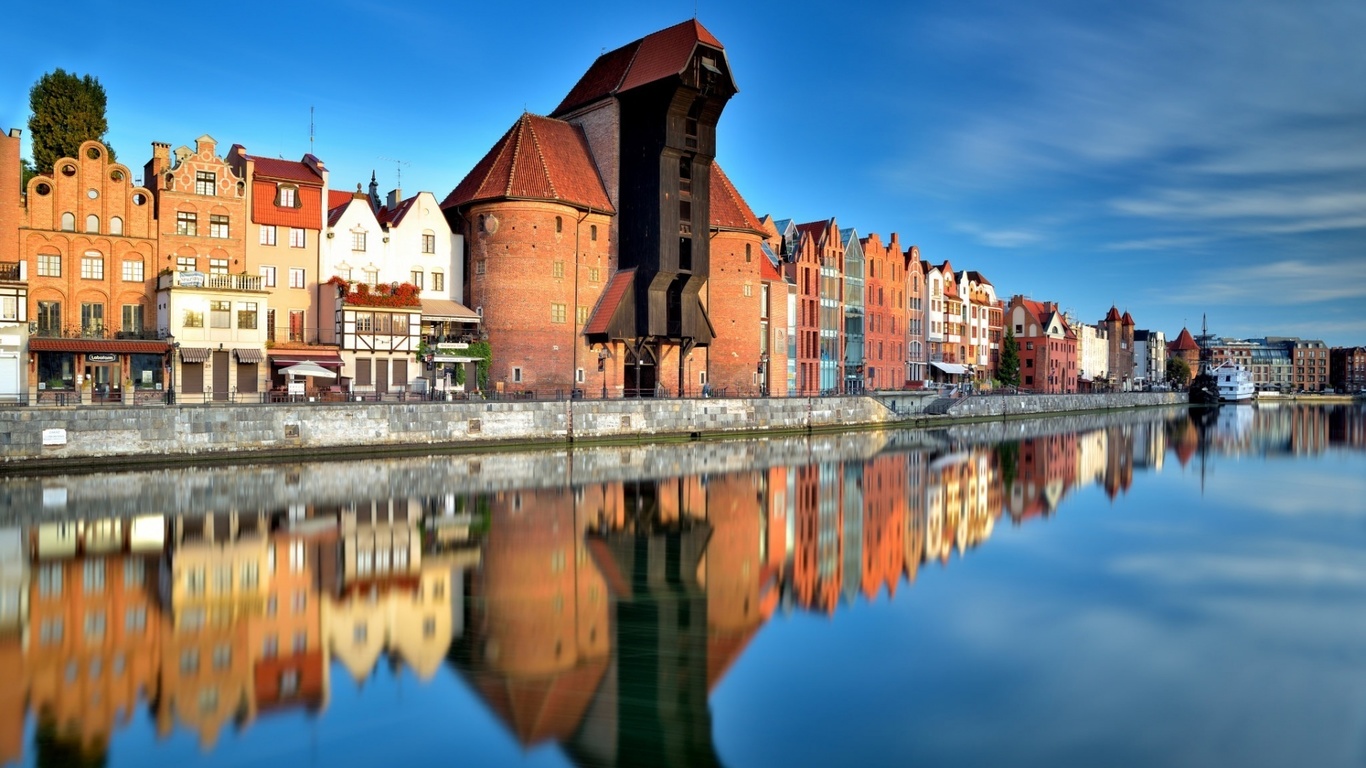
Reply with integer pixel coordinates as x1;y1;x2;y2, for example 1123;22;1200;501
31;325;167;341
0;262;21;281
159;272;265;292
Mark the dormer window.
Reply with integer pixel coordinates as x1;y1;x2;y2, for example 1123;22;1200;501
277;185;298;208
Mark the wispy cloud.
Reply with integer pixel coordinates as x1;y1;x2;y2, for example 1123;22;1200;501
951;221;1043;248
1166;259;1366;306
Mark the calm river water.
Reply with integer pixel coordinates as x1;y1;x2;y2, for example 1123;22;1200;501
1;403;1363;768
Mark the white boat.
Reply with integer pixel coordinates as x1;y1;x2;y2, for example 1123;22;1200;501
1213;361;1254;403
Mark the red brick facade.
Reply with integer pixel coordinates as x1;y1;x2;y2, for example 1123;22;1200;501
860;232;907;391
1007;295;1077;393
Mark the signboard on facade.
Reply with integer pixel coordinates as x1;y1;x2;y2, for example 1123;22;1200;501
178;271;206;288
86;353;117;363
42;428;67;446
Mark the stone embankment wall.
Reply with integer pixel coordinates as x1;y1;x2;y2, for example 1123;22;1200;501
0;392;1183;467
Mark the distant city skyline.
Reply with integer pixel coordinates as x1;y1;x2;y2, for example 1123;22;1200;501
2;0;1361;345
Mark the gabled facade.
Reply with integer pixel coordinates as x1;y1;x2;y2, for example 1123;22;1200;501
21;139;167;398
0;128;25;400
1102;306;1136;390
1008;295;1077;393
860;232;908;391
1133;329;1166;387
842;228;864;392
794;218;844;393
959;270;1001;382
146;136;265;400
904;247;926;385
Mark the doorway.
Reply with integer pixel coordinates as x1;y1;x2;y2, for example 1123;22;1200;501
85;363;119;401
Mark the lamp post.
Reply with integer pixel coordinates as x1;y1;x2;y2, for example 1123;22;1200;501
758;353;769;397
166;334;178;405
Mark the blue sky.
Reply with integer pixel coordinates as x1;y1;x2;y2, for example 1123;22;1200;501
3;0;1363;346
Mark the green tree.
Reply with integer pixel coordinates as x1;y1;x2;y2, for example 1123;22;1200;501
1166;356;1192;387
28;68;114;173
997;327;1021;388
21;157;37;188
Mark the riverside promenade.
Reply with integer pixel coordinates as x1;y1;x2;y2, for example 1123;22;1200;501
0;391;1184;471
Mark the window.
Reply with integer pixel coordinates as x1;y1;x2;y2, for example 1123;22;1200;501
555;216;562;233
745;243;752;262
38;252;61;277
260;225;276;246
122;304;144;334
80;303;104;335
213;644;231;670
422;232;435;253
38;301;61;333
181;649;199;674
292;590;306;614
410;270;423;289
209;215;229;238
110;216;123;235
352;231;367;251
512;366;523;383
84;559;105;593
177;256;196;272
85;214;99;233
432;272;444;292
278;186;298;208
289;267;306;288
289;539;305;572
209;258;228;275
551;302;566;324
589;267;600;283
356;312;373;333
288;310;305;341
210;300;231;328
474;260;485;275
590;224;597;241
81;252;104;280
289;228;305;248
183;308;204;328
85;612;106;641
196;171;215;195
293;632;307;654
238;302;258;330
743;283;752;297
259;265;276;287
125;606;146;633
176;211;197;236
122;259;144;282
577;305;589;325
240;561;258;589
363;268;378;285
553;260;565;279
61;212;75;231
263;635;278;659
186;567;205;596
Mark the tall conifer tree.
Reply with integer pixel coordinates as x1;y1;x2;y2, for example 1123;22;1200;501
998;327;1021;388
28;68;114;173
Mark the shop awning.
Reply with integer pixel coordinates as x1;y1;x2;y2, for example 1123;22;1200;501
234;348;264;363
29;337;169;355
931;361;969;375
268;349;344;367
179;347;211;363
420;298;481;323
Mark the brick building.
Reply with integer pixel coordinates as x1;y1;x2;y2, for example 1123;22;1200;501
1007;295;1078;393
1168;327;1200;373
792;218;844;393
1330;346;1366;393
904;247;926;385
21;139;167;398
1102;306;1136;390
860;232;908;391
0;128;25;400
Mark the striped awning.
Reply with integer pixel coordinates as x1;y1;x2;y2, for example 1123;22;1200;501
234;348;264;363
420;298;481;322
931;361;968;375
179;347;211;363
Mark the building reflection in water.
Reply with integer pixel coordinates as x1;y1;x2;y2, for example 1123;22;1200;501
0;404;1362;766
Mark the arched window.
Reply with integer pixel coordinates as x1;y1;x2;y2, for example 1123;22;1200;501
109;217;123;236
61;212;75;231
86;214;99;233
555;216;562;233
590;224;597;242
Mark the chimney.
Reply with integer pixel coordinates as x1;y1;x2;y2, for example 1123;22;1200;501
386;188;402;210
0;128;21;266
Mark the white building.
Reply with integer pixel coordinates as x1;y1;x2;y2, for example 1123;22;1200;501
1133;329;1166;387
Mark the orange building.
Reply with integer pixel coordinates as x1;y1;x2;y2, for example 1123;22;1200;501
1007;295;1078;393
860;233;908;391
22;139;167;397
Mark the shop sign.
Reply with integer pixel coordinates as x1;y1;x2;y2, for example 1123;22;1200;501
178;271;206;288
86;353;117;363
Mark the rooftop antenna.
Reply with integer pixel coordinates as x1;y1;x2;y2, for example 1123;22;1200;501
309;106;315;154
378;156;409;188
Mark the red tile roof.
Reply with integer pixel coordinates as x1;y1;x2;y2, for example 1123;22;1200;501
253;180;323;229
1121;310;1135;326
760;253;782;282
1105;306;1122;322
709;163;764;233
964;270;993;287
583;268;635;337
247;155;324;184
378;194;419;228
1169;327;1200;351
441;113;614;213
553;19;726;115
328;189;354;211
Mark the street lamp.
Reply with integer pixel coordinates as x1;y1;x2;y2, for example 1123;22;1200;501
758;353;769;397
166;334;178;405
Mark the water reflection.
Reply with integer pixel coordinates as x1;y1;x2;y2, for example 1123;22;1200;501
0;403;1362;766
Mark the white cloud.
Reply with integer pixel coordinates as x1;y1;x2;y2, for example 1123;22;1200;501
951;221;1044;248
1166;259;1366;306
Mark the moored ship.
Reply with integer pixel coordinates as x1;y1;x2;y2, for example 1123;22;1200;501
1213;361;1254;403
